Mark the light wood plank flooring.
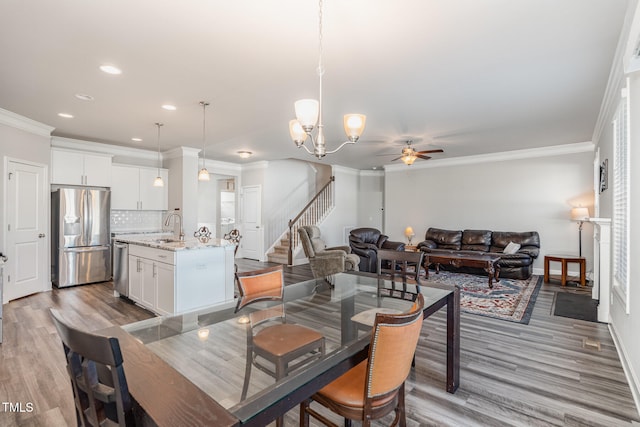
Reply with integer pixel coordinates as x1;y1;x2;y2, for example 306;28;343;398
0;260;638;427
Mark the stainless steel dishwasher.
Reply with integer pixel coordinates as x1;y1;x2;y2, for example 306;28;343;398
113;241;129;297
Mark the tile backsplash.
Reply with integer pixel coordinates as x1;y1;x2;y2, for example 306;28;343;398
111;210;167;232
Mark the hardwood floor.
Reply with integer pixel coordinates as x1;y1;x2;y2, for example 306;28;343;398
0;261;638;427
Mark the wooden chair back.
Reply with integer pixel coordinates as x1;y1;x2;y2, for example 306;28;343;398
50;309;134;427
365;293;424;401
377;249;424;293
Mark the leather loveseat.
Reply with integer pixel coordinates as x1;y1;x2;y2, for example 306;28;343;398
417;227;540;279
349;228;405;272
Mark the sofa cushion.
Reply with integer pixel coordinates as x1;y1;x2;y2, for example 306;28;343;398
461;229;491;252
425;228;462;250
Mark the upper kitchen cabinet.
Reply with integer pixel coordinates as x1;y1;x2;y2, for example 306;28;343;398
112;164;168;211
51;148;112;187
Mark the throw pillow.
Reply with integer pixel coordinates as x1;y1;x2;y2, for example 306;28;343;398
503;241;521;255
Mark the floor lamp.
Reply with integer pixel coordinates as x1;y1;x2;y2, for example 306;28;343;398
571;207;590;257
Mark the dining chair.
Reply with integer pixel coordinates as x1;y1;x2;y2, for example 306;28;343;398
376;248;424;293
300;293;425;427
50;309;135;427
235;265;325;424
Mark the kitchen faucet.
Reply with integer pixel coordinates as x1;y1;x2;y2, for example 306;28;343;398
164;210;185;241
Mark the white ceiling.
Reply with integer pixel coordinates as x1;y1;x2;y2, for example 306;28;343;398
0;0;629;169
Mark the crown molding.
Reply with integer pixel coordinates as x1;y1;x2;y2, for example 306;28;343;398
0;108;54;137
592;0;638;146
384;142;594;172
242;161;269;171
51;136;159;160
359;170;385;177
332;165;359;176
163;146;200;160
204;158;242;173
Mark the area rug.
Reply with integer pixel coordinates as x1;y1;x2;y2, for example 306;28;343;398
420;270;542;324
553;292;598;322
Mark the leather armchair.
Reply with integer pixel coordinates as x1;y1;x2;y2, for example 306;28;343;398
348;227;405;273
298;225;359;278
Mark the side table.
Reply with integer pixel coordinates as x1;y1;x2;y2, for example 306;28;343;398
404;245;418;252
544;254;586;287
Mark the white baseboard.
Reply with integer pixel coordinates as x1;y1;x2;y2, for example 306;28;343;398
609;322;640;418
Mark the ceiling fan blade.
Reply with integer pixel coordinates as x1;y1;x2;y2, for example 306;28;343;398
390;156;403;162
416;154;432;160
416;149;444;154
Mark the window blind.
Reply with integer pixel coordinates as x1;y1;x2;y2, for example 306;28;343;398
613;95;629;297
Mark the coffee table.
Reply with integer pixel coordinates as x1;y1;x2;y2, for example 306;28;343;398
424;252;501;288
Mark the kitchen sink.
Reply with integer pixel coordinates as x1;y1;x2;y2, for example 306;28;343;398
153;238;182;244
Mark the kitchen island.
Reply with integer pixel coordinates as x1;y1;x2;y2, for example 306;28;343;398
114;235;236;315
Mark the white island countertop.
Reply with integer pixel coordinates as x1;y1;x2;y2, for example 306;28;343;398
114;235;234;252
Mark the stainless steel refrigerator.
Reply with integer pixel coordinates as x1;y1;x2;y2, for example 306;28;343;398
52;188;111;287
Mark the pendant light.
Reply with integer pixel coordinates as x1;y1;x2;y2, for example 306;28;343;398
153;122;164;187
198;101;211;181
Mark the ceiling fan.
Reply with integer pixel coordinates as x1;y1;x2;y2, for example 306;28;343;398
388;141;444;165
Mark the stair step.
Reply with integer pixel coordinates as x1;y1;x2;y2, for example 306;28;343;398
273;246;288;254
267;253;288;265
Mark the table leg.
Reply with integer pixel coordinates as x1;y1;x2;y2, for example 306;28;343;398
561;260;567;286
580;260;586;287
446;286;460;393
486;262;494;289
544;257;550;283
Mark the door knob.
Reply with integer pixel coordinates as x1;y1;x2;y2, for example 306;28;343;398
38;233;46;238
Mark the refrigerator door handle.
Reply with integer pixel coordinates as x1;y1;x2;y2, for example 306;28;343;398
63;246;110;253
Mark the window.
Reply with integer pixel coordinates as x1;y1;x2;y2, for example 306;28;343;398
612;88;630;312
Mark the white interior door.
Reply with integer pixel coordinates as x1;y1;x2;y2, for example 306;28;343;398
5;160;48;302
241;185;263;261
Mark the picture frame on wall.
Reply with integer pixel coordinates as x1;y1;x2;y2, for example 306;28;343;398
599;159;608;193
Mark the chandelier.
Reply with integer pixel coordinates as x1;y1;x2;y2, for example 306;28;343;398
289;0;366;159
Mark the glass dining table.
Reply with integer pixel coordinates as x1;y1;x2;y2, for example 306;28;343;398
100;272;460;427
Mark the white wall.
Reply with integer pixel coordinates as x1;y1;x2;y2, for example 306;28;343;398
384;146;594;274
595;0;640;408
319;166;359;247
0;110;53;291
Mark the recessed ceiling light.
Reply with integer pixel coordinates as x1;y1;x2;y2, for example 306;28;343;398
100;64;122;75
131;137;142;142
237;151;253;158
162;104;177;111
74;93;94;101
58;113;74;118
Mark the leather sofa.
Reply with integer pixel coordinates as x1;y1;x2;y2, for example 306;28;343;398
349;228;405;273
417;227;540;279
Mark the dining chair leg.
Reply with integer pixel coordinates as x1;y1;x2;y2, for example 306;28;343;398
299;399;311;427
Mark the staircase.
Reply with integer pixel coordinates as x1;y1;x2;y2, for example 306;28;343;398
267;235;292;264
266;176;335;265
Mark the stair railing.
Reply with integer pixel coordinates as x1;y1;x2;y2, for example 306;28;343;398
288;176;335;265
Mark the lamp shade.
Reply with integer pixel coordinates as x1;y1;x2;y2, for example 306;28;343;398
294;99;319;129
571;207;589;221
198;168;210;181
153;176;164;187
404;226;415;238
343;114;366;141
289;119;308;144
402;154;417;165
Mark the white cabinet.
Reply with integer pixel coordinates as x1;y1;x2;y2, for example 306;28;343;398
126;242;234;315
112;164;168;210
128;245;175;314
51;149;112;187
